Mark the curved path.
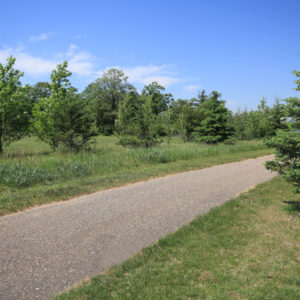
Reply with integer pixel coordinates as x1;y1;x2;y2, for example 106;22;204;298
0;155;275;299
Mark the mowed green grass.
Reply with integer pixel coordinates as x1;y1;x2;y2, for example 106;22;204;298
54;176;300;300
0;136;273;216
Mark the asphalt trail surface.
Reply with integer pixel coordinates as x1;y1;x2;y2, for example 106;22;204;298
0;155;275;299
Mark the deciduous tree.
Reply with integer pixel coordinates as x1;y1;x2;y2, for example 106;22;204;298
142;82;173;115
0;57;30;153
83;68;136;135
32;61;96;151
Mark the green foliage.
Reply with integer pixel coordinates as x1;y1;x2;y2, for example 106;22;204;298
265;131;300;191
170;99;203;141
0;56;31;153
116;94;161;147
159;109;172;142
142;81;173;115
192;91;234;143
285;97;300;129
293;69;300;91
233;98;286;140
191;89;208;106
82;68;136;135
265;70;300;192
232;108;249;140
265;99;287;135
32;61;96;151
27;81;51;103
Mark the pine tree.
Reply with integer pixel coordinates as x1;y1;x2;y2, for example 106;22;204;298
265;67;300;192
192;91;234;143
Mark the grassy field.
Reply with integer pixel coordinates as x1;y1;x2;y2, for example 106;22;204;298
0;136;273;216
54;176;300;300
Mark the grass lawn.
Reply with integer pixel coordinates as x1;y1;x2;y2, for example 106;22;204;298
0;136;273;216
54;176;300;300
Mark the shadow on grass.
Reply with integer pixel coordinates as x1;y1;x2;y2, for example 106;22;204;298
284;200;300;214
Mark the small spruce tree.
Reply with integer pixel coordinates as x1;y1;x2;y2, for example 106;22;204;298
192;91;234;143
265;67;300;192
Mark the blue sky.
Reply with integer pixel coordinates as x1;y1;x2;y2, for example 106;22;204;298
1;0;299;110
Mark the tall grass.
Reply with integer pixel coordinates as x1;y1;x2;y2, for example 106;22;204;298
0;137;269;188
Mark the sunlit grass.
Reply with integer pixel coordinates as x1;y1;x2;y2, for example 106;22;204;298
0;136;273;215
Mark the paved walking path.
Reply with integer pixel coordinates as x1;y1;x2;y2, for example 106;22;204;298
0;155;275;299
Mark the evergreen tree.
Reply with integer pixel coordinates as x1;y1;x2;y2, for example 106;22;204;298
285;97;300;129
192;91;234;143
265;67;300;192
265;99;287;136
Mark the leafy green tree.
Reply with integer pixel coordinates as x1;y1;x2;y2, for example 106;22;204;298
83;68;136;135
32;61;96;151
142;82;173;115
232;98;286;140
192;91;234;143
244;111;260;139
256;97;270;138
0;57;31;153
116;95;161;147
159;108;172;143
170;99;200;140
232;108;249;140
27;81;51;103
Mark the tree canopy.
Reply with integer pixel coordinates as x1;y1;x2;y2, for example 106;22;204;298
82;68;136;135
32;61;96;151
0;57;31;152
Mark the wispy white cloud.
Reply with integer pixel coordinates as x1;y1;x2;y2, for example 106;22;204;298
123;65;180;87
0;47;56;75
0;45;95;77
29;33;53;42
0;46;181;87
65;44;94;76
183;85;201;92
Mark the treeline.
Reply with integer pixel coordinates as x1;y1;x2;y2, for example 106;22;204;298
0;56;295;152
